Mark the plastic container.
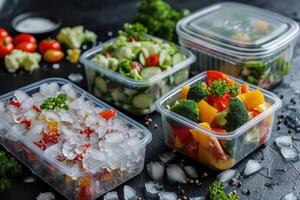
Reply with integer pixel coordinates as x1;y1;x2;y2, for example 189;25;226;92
80;38;195;115
156;72;282;170
177;2;299;89
0;78;152;200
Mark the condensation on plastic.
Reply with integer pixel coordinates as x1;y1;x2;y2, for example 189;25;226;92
0;78;152;200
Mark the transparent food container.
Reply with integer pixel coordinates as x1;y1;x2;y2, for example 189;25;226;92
176;2;299;89
80;38;195;115
156;72;281;170
0;78;152;200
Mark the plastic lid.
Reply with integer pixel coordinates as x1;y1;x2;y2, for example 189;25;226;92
177;2;299;54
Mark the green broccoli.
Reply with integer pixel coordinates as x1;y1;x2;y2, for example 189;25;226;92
214;98;249;131
187;82;208;102
119;23;148;40
170;99;199;122
209;180;239;200
117;59;132;75
209;80;228;97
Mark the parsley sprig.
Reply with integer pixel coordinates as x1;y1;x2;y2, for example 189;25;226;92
40;93;69;111
209;180;239;200
209;80;240;97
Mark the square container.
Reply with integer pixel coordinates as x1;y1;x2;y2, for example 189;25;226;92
0;78;152;200
177;2;299;89
80;38;195;115
156;72;282;170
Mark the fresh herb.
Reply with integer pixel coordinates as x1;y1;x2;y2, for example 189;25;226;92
209;180;239;200
0;151;22;192
134;0;190;41
228;84;240;97
40;93;69;111
119;23;148;40
209;80;229;97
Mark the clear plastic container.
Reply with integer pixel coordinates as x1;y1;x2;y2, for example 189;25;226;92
177;2;299;89
156;72;282;170
80;38;195;115
0;78;152;200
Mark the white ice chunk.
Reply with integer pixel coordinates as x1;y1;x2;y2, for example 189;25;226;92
123;185;137;200
14;90;29;102
88;149;108;161
282;192;299;200
127;137;140;146
105;132;123;143
40;82;59;97
36;192;55;200
42;111;60;122
103;191;118;200
280;147;300;161
244;160;262;176
158;191;177;200
144;181;163;196
61;83;77;99
62;142;77;160
147;162;165;181
24;122;45;142
275;136;293;148
45;143;62;159
217;169;238;183
159;152;175;164
184;166;198;179
166;164;187;184
189;197;205;200
24;109;38;120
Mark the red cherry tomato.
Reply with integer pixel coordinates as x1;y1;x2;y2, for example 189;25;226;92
38;39;61;55
14;33;36;45
145;54;159;66
0;28;9;39
3;36;13;43
0;38;14;58
43;49;64;63
99;109;116;120
15;42;37;53
130;61;143;72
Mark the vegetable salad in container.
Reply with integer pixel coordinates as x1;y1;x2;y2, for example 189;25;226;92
80;23;195;115
156;71;281;170
176;2;299;89
0;78;151;200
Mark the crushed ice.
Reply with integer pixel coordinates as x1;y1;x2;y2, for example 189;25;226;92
244;160;262;176
217;169;238;183
166;164;187;184
36;192;55;200
123;185;137;200
147;162;164;181
158;191;177;200
103;191;118;200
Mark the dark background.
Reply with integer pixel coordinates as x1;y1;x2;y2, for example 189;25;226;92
1;0;300;200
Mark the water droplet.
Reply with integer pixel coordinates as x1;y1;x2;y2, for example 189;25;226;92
158;191;177;200
52;63;60;69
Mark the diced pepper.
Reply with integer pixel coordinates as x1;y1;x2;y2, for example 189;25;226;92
42;131;59;144
21;119;31;128
48;121;58;133
175;136;184;149
179;85;190;100
80;128;95;136
183;139;199;161
206;70;234;87
34;141;46;150
9;99;21;108
99;109;116;120
241;84;249;93
32;105;41;112
243;89;265;110
170;124;192;145
198;100;218;124
209;93;229;111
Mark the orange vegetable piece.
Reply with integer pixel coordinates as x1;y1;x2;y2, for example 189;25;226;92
48;121;58;133
179;85;190;99
254;102;270;113
198;100;218;124
99;109;116;120
243;89;265;110
175;136;184;149
241;84;249;93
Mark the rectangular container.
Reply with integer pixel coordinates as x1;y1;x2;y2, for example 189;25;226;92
80;38;195;115
176;2;299;89
156;72;281;170
0;78;152;200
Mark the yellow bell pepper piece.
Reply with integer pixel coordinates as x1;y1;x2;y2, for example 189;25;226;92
243;89;265;110
179;85;190;99
175;136;184;149
198;100;218;124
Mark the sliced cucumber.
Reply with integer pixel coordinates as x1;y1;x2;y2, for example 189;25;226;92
123;88;138;96
94;76;107;93
111;88;129;103
173;69;189;85
172;52;185;66
131;93;153;109
139;52;146;66
140;67;162;79
93;86;102;97
159;50;167;66
122;104;150;115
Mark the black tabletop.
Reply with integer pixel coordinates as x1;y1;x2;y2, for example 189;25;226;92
1;0;300;200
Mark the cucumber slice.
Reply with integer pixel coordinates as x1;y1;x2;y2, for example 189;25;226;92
94;76;107;93
123;88;138;96
111;88;129;103
173;69;189;85
159;50;167;66
139;52;146;66
131;93;153;109
172;52;185;66
122;104;150;115
140;67;162;79
93;86;102;97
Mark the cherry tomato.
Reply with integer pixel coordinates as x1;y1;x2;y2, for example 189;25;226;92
3;36;13;43
145;54;159;66
130;61;143;72
9;99;21;108
14;33;36;45
0;38;14;58
0;28;9;39
15;42;37;53
99;109;116;120
43;49;64;63
38;39;61;55
21;119;31;128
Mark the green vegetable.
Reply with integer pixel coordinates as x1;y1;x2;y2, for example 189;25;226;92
57;26;97;49
214;98;249;131
209;80;228;97
119;23;148;40
131;93;153;109
134;0;190;41
0;151;22;192
140;67;162;79
117;59;132;75
187;82;208;102
170;99;199;122
4;50;41;73
209;180;239;200
40;93;69;111
228;83;240;97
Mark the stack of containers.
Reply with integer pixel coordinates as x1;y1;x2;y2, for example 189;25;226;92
176;2;299;89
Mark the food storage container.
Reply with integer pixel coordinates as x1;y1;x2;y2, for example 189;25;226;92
80;38;195;115
156;72;281;170
176;2;299;89
0;78;152;200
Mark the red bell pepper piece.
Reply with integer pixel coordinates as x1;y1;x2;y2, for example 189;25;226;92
183;139;199;161
170;124;192;145
207;70;234;87
209;93;229;111
9;99;21;108
99;109;116;120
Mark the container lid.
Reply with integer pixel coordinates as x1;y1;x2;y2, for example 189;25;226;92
177;2;299;55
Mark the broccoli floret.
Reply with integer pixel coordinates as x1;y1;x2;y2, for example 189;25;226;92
209;80;228;97
215;98;249;131
187;82;208;102
170;99;199;122
119;23;148;40
209;180;239;200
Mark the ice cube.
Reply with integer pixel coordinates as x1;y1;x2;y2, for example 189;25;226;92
24;122;45;142
158;191;177;200
0;101;5;112
127;137;140;147
280;147;300;161
62;142;77;160
14;90;29;102
40;82;59;97
103;191;118;200
32;93;44;105
24;176;35;183
123;185;137;200
36;192;55;200
11;124;27;134
68;73;83;83
159;152;175;164
217;169;238;183
244;160;262;176
105;132;123;143
21;97;34;110
42;111;60;122
1;112;14;123
24;109;37;120
184;166;198;179
189;197;205;200
166;164;187;184
144;181;163;197
128;128;140;138
61;84;77;99
88;149;108;161
85;114;99;126
45;143;62;159
59;110;76;124
275;136;293;148
147;162;165;181
281;192;299;200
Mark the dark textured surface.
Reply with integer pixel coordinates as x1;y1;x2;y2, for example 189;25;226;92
0;0;300;199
